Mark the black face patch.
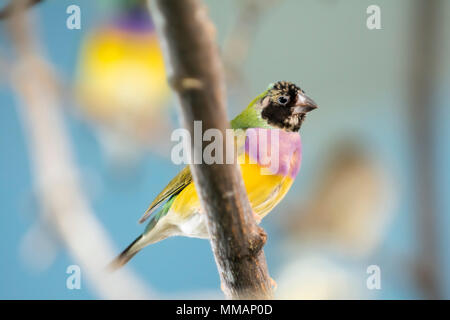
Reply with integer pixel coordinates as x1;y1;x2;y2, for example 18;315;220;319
261;81;305;132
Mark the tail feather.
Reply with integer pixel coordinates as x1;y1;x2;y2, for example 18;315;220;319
108;235;143;271
109;202;175;271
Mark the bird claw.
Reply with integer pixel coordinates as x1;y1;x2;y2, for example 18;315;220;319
270;277;277;291
253;211;262;224
220;282;227;295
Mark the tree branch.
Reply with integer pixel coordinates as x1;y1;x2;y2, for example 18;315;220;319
408;0;443;299
0;0;43;20
148;0;273;299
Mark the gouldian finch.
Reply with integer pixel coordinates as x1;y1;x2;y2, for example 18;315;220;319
75;5;169;144
111;81;318;269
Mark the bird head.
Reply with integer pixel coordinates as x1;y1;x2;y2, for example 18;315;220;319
258;81;318;132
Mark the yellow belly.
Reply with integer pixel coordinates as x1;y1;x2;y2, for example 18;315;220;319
170;154;294;220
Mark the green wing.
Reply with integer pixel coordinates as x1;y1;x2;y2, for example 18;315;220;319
138;166;192;223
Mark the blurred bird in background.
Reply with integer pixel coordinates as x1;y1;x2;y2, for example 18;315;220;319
110;81;318;269
75;0;171;167
276;142;395;299
285;142;393;255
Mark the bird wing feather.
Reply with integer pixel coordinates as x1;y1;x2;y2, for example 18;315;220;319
138;128;248;224
138;165;192;223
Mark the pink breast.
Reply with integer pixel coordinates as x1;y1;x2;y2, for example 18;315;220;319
245;128;302;178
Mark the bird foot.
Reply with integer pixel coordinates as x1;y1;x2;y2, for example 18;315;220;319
253;211;262;224
220;282;227;295
270;277;277;291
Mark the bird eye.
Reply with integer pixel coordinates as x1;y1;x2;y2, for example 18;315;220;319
277;96;289;105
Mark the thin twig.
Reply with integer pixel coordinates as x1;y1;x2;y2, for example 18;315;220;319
149;0;273;299
0;0;43;19
408;0;442;299
6;2;151;299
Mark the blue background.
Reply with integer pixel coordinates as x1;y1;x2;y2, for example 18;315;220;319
1;0;449;299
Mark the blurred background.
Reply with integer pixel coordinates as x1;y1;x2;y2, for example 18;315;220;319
0;0;449;299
